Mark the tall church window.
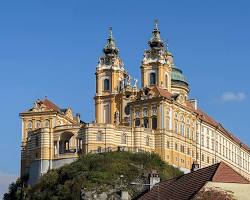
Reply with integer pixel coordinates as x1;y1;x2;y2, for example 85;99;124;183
149;72;156;85
143;118;149;128
152;117;157;130
104;78;110;91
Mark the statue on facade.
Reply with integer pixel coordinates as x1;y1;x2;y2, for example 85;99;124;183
115;111;120;126
133;78;138;88
127;75;131;86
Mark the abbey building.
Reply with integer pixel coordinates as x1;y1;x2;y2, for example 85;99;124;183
20;22;250;184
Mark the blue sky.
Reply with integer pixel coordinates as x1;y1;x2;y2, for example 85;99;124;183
0;0;250;196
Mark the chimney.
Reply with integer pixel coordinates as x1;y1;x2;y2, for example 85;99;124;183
189;99;198;110
191;161;199;172
149;170;160;190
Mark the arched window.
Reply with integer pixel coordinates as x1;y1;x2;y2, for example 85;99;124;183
96;131;103;141
165;74;168;88
121;133;126;144
104;79;110;91
180;115;185;136
152;117;157;130
27;121;32;129
149;72;156;85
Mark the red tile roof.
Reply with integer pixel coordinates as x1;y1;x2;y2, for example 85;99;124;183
153;86;173;99
135;162;249;200
212;162;249;183
42;98;61;112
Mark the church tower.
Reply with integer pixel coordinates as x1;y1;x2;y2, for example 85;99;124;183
94;28;127;124
141;20;173;91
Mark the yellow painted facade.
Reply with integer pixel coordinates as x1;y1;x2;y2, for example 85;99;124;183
20;23;250;184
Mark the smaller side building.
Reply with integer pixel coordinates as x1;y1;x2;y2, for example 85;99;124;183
135;162;250;200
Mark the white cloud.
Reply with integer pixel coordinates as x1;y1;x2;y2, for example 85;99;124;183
220;91;246;102
0;171;17;199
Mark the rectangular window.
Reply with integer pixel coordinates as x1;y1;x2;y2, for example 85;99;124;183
201;136;204;146
175;143;178;151
167;141;170;148
143;118;149;128
186;127;190;138
174;121;178;133
180;145;185;153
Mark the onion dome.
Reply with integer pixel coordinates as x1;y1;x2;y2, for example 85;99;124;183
148;19;164;49
103;27;119;56
171;66;189;88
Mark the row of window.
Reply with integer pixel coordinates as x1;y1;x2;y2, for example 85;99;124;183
135;107;157;118
96;131;151;146
174;143;192;156
134;117;157;129
199;134;250;168
27;120;50;129
174;121;194;140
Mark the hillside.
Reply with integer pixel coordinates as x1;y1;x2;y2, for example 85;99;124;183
4;151;183;200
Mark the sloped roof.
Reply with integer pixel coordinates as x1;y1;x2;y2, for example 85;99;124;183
152;86;173;99
135;162;249;200
42;98;61;112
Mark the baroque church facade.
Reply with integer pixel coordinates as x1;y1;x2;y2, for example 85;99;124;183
20;22;250;184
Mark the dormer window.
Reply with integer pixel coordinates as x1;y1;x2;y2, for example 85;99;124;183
104;78;110;91
149;72;156;85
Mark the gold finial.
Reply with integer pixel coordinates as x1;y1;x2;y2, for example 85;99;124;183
154;19;159;30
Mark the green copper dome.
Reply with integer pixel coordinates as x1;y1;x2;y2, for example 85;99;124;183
171;66;189;87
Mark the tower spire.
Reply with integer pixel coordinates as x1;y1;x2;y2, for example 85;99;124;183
108;26;113;40
148;19;164;49
103;26;119;55
154;19;159;30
